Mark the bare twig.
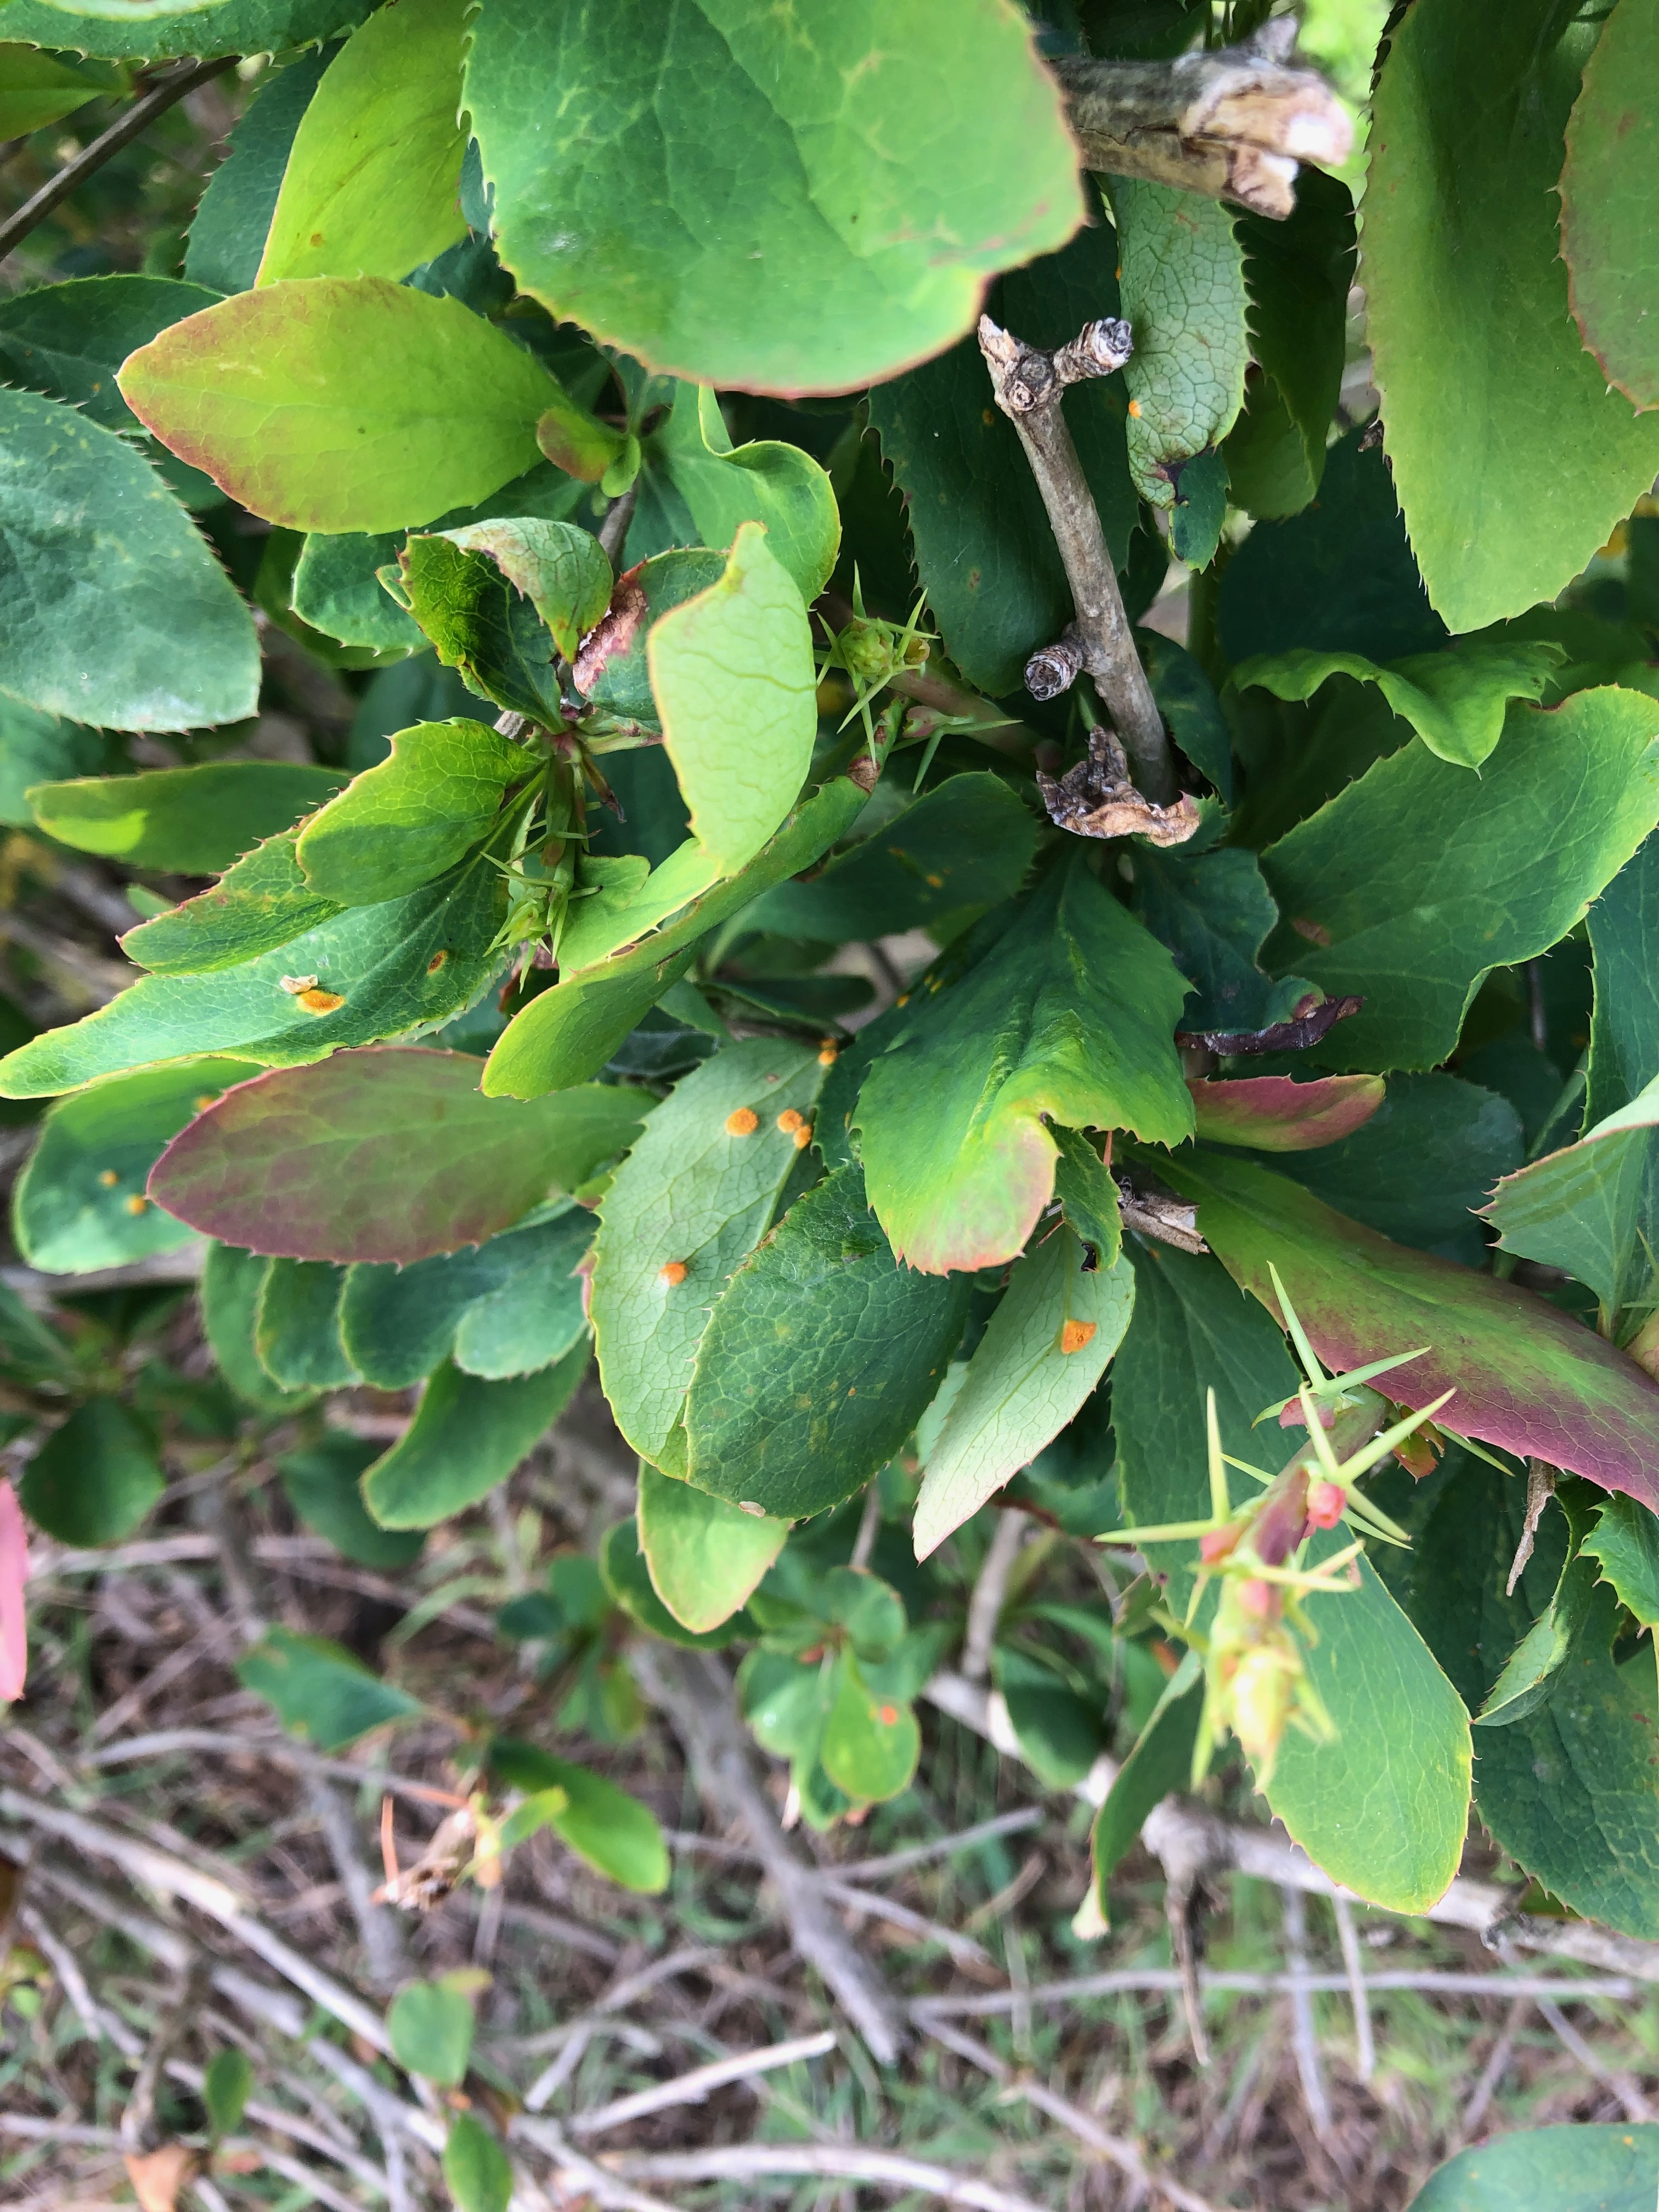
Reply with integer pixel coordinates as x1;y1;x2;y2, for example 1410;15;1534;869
569;2029;837;2136
838;1807;1046;1882
1539;1997;1653;2121
631;1644;909;2063
121;1961;206;2153
924;2018;1220;2212
977;313;1176;804
962;1509;1028;1683
1053;21;1352;221
605;2141;1058;2212
1459;1995;1528;2139
1331;1891;1376;2084
1507;1458;1556;1595
21;1900;144;2057
1280;1886;1332;2139
598;487;639;566
0;58;239;263
822;1875;1002;1976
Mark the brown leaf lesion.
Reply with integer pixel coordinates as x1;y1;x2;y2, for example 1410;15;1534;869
1037;728;1203;848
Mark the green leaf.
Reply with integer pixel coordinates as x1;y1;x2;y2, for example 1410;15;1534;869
1261;1531;1472;1914
294;462;591;654
644;383;839;602
1131;844;1310;1038
0;275;221;437
570;548;725;725
0;388;259;732
747;772;1037;944
914;1232;1134;1559
397;535;565;723
236;1624;421;1752
201;2049;252;2141
443;2114;511;2212
1583;1494;1659;1627
0;46;106;138
820;1651;919;1803
12;1058;247;1273
590;1038;826;1465
1092;1657;1203;1911
0;701;109;830
118;830;345;979
1224;169;1356;515
553;842;720;977
1407;2125;1659;2212
435;517;612;664
19;1398;163;1547
1365;0;1659;630
1476;1550;1599;1730
278;1434;424;1570
341;1207;591;1387
1273;1073;1523;1269
1162;1148;1659;1513
1216;430;1443;668
119;279;561;534
1189;1075;1386;1155
1051;1127;1122;1269
994;1645;1101;1789
200;1242;317;1414
362;1346;588;1529
185;47;333;295
1111;1240;1297;1611
0;852;509;1098
1560;0;1659;410
387;1978;474;2087
488;1737;670;1892
464;0;1082;394
599;1514;749;1649
151;1048;645;1263
647;522;816;878
1259;688;1659;1071
1137;629;1231;798
1;0;370;62
1485;1071;1659;1313
295;722;532;905
684;1164;967;1521
30;763;345;874
1472;1583;1659;1938
256;1259;359;1389
855;860;1193;1273
1234;639;1565;771
636;1462;787;1634
257;0;467;286
482;769;872;1098
1105;178;1246;515
868;217;1136;698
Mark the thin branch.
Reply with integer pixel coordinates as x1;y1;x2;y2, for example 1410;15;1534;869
923;2017;1219;2212
837;1806;1046;1882
631;1644;909;2063
962;1509;1029;1684
1331;1891;1376;2084
1458;1995;1528;2140
121;1961;206;2154
0;58;239;263
569;2029;837;2137
910;1967;1643;2016
1053;22;1352;222
977;314;1177;805
605;2141;1059;2212
1539;1997;1653;2122
20;1900;144;2058
1280;1885;1332;2140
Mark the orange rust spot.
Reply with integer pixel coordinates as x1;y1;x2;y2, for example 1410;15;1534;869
97;1169;119;1188
1127;399;1142;418
793;1123;812;1150
659;1260;689;1287
297;988;345;1015
1060;1319;1098;1355
193;1095;218;1113
725;1107;759;1136
817;1042;838;1066
878;1705;899;1726
776;1108;805;1135
925;872;944;889
125;1195;148;1216
895;993;910;1008
427;950;448;973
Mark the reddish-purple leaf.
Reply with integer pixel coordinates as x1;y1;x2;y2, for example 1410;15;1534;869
1161;1149;1659;1512
1188;1075;1385;1152
0;1479;26;1704
149;1047;650;1264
